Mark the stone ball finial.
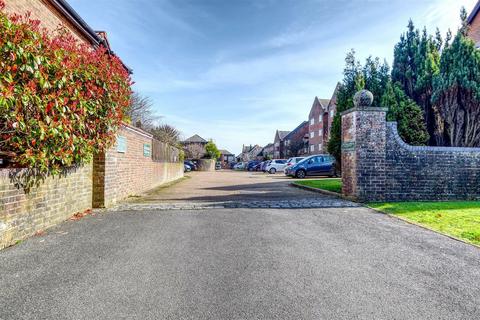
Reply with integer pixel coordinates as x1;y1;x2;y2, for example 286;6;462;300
353;89;374;108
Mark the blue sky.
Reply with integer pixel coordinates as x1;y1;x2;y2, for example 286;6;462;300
70;0;476;155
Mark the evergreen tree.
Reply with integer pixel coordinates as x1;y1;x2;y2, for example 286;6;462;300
327;50;361;165
392;21;441;144
362;57;390;107
432;17;480;147
392;20;420;99
382;82;429;145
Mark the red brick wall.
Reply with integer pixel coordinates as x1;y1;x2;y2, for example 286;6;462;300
3;0;90;44
0;0;96;249
469;13;480;47
93;125;184;208
0;165;92;249
308;100;328;154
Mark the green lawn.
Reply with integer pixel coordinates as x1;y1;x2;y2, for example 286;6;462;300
370;202;480;246
294;178;342;193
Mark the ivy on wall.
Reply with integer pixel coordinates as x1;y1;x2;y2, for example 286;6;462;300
0;1;132;175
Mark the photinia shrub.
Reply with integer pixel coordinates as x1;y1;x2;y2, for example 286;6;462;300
0;1;132;174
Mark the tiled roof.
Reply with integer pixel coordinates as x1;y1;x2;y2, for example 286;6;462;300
285;121;308;139
219;149;234;156
184;134;207;143
277;130;290;140
468;1;480;24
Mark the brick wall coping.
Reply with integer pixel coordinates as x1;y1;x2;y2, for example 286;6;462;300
121;123;153;139
340;107;388;116
388;122;480;153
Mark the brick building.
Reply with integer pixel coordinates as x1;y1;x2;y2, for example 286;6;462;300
182;134;208;159
259;143;274;160
284;121;309;157
307;97;330;154
307;85;339;155
219;149;235;167
468;1;480;47
237;145;263;162
273;130;290;159
4;0;111;50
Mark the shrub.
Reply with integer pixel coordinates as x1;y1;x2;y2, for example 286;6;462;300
205;140;221;159
0;2;132;175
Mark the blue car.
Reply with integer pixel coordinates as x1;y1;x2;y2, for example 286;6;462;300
286;154;337;179
247;160;261;171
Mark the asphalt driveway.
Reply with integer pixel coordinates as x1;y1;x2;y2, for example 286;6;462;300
1;171;480;319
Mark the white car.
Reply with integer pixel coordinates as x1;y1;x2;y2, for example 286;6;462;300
265;159;287;174
284;157;305;175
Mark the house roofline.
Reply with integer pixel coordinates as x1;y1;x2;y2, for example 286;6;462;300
48;0;132;73
468;1;480;24
285;121;308;139
48;0;103;46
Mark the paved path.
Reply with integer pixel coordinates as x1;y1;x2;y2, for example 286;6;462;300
121;170;355;210
1;171;480;319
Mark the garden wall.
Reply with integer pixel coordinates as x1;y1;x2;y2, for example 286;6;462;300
385;122;480;201
341;99;480;202
92;124;183;208
0;165;92;249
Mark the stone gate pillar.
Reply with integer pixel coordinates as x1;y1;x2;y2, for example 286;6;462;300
341;90;387;202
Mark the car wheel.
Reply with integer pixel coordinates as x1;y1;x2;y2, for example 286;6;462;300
269;168;276;174
295;170;306;179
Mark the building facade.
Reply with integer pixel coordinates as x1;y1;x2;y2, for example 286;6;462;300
219;149;235;167
307;97;330;154
273;130;290;159
468;1;480;47
182;134;208;159
307;85;339;155
237;145;263;162
284;121;309;157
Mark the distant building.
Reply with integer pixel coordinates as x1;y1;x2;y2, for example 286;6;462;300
307;85;339;154
284;121;309;157
182;134;208;159
468;1;480;47
273;130;290;159
308;97;330;154
237;145;263;162
219;149;235;167
260;143;274;160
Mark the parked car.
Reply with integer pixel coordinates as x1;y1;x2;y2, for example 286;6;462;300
284;157;305;175
286;154;336;178
261;160;271;172
184;164;191;172
229;162;237;169
265;159;287;174
184;160;198;171
253;162;262;171
215;162;222;170
247;160;261;171
233;162;246;170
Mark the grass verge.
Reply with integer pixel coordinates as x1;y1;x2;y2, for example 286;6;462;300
369;201;480;246
294;178;342;194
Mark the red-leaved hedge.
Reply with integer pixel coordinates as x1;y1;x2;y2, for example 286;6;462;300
0;1;132;174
